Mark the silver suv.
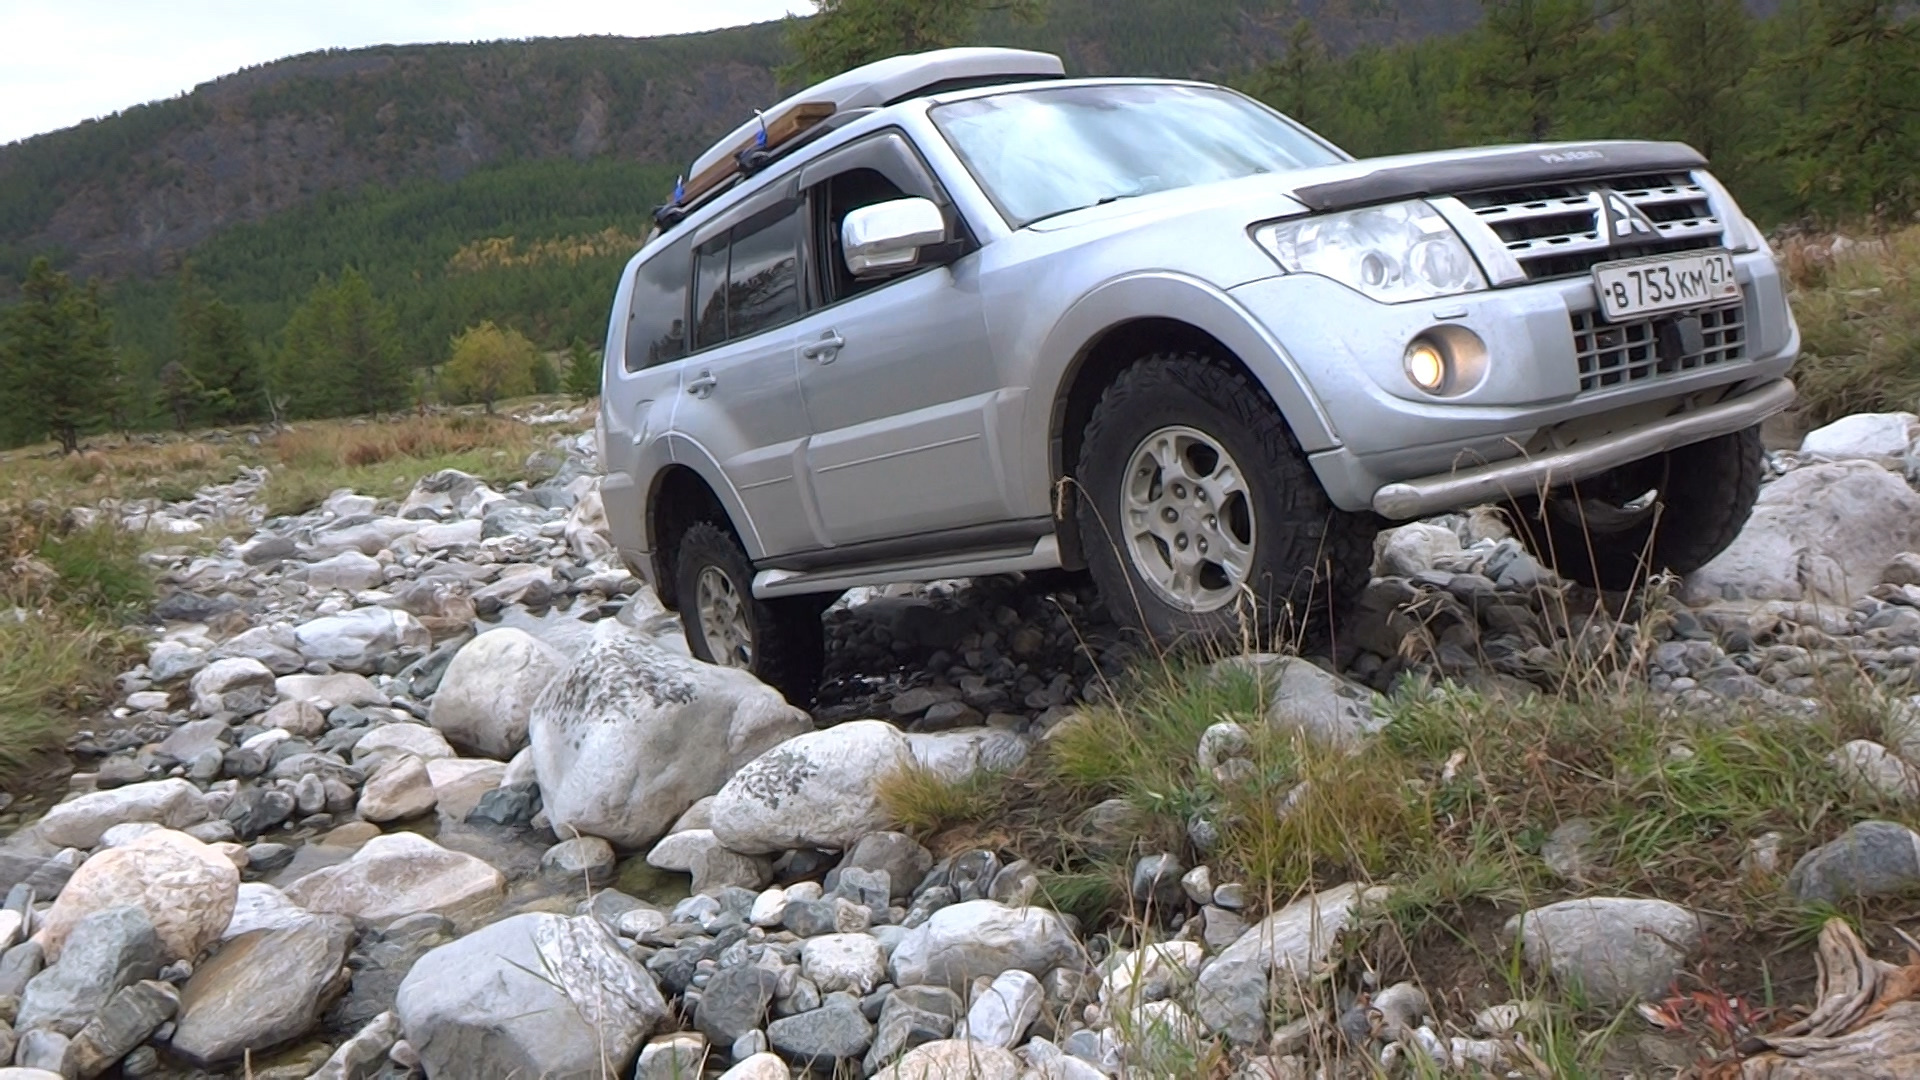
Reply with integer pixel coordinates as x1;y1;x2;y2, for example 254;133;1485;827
596;47;1798;701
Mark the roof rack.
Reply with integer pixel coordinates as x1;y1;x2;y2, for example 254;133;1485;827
652;46;1064;232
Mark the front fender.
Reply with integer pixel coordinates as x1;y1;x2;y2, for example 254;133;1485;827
1029;271;1340;496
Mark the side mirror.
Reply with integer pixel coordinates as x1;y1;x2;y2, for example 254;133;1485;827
842;197;946;277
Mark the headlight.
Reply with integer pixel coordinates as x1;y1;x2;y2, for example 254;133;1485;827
1254;200;1488;303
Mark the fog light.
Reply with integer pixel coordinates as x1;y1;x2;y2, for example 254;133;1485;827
1405;339;1449;393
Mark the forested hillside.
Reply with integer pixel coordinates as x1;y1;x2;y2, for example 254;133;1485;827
0;0;1911;445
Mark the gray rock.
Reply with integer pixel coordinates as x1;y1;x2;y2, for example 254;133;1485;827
428;629;567;760
863;988;957;1074
695;966;779;1048
304;551;386;593
1689;461;1920;605
190;657;277;717
635;1032;708;1080
1193;883;1384;1045
1503;898;1703;1007
1828;740;1920;804
843;833;933;903
767;996;872;1067
283;832;503;927
949;850;1001;903
223;786;296;840
540;837;617;886
1788;820;1920;903
67;979;177;1079
18;906;164;1036
294;609;429;674
531;624;813;849
888;901;1082;993
246;843;294;873
0;941;45;999
308;1010;399;1080
395;913;669;1080
34;780;209;850
1131;854;1186;912
169;916;354;1066
964;968;1042;1048
13;1028;71;1074
1243;655;1383;749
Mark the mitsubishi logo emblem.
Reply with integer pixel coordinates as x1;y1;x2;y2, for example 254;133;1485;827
1593;188;1657;246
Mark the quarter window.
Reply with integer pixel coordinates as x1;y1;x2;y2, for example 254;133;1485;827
623;238;691;372
692;234;730;351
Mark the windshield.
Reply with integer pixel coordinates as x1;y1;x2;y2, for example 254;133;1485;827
930;83;1345;228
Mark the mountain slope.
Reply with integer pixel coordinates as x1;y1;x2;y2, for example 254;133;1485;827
0;1;1482;287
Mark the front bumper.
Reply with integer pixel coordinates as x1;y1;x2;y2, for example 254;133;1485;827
1367;377;1794;519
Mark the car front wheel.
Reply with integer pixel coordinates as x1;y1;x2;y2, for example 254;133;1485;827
1074;353;1376;647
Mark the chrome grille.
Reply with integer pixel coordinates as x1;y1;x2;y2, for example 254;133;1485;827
1460;172;1724;281
1571;302;1747;392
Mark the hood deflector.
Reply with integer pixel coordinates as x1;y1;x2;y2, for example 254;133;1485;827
1290;141;1709;212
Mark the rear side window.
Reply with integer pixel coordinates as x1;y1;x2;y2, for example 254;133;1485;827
623;239;691;372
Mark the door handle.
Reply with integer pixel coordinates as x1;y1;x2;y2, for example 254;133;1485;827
686;371;718;398
801;331;846;363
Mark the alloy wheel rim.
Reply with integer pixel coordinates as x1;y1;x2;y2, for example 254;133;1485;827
1120;425;1257;614
695;566;752;668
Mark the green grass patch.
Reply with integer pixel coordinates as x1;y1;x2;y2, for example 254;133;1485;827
1785;227;1920;426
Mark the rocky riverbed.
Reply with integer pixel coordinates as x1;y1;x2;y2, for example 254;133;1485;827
3;407;1920;1078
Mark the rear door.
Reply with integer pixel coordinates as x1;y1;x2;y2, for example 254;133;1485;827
668;182;818;558
786;131;1014;548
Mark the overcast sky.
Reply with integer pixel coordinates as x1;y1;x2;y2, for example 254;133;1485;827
0;0;810;146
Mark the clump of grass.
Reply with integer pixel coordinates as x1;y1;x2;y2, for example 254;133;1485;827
262;413;547;516
1784;226;1920;425
0;438;247;508
0;510;152;783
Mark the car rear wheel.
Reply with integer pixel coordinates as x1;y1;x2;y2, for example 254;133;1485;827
1505;424;1763;592
672;520;825;705
1074;353;1376;647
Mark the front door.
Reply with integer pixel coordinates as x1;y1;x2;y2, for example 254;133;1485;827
789;132;1013;548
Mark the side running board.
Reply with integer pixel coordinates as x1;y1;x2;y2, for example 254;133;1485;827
752;536;1061;599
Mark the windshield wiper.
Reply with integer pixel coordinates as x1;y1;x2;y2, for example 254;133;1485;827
1021;189;1148;229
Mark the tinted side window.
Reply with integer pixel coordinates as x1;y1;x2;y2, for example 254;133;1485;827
623;239;691;372
726;203;803;339
692;234;729;351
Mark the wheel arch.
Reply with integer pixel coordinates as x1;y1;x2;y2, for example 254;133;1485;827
1042;276;1340;568
646;458;739;611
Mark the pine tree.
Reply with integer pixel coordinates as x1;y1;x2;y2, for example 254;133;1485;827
1780;0;1920;219
563;338;601;400
1453;0;1621;143
0;257;114;454
178;279;266;425
278;269;408;418
443;321;537;413
1631;0;1756;166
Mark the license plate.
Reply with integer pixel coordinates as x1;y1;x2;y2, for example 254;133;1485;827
1592;249;1740;320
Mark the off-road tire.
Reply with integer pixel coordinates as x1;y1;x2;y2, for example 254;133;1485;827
1506;424;1764;592
672;521;826;705
1074;353;1377;647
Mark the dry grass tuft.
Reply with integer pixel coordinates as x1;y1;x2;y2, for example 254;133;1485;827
1785;226;1920;425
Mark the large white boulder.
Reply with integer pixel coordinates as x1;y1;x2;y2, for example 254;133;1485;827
293;609;429;673
710;721;910;855
283;832;503;926
1503;897;1703;1006
530;624;812;849
35;829;239;964
395;913;669;1080
888;900;1083;992
1689;460;1920;605
35;779;210;849
1799;412;1919;462
189;657;277;717
428;629;568;760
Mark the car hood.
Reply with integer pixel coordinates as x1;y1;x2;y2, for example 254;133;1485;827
1024;139;1707;233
